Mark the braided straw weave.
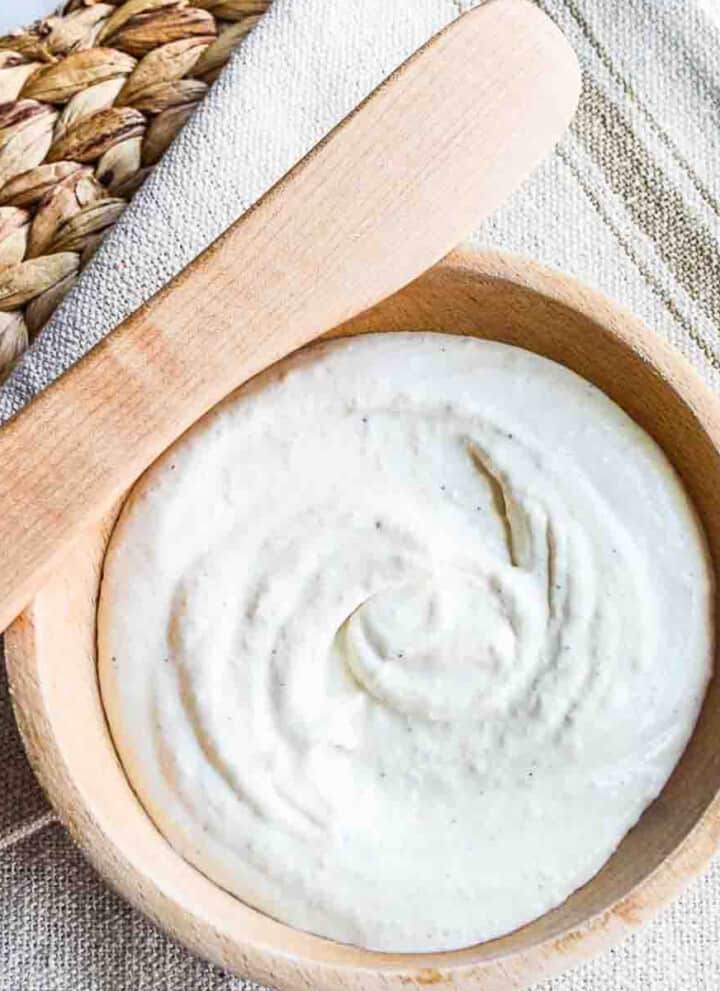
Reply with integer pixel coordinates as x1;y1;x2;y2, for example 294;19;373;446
0;0;270;381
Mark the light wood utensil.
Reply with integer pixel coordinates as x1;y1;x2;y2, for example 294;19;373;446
0;0;580;633
8;250;720;989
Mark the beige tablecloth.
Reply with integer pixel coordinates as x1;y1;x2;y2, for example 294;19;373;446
2;0;720;987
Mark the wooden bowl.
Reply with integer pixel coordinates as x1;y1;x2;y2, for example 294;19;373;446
6;249;720;990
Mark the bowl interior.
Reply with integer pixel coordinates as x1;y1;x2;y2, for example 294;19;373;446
7;249;720;991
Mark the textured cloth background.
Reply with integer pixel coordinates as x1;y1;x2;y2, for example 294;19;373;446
0;1;55;33
1;0;720;987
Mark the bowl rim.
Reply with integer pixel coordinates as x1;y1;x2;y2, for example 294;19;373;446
6;246;720;991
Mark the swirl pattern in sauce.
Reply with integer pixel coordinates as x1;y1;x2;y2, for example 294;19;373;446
99;334;712;952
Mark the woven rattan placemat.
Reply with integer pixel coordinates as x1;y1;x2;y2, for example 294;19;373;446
0;0;268;382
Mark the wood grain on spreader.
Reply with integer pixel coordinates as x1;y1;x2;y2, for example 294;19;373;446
0;0;580;632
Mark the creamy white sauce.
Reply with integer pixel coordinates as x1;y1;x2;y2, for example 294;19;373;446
99;333;713;953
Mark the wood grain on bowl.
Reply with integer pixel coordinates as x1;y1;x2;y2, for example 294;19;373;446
6;250;720;990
